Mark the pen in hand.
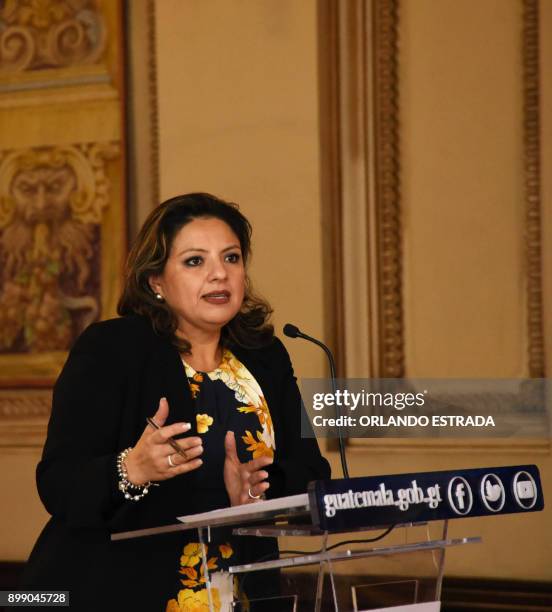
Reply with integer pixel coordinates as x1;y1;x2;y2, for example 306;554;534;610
146;416;189;459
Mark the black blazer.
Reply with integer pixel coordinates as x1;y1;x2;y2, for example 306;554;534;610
22;315;330;609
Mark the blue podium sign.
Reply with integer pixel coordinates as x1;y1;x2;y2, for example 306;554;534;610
307;465;544;531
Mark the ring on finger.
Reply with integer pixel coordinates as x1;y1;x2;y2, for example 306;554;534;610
248;488;261;500
167;453;177;468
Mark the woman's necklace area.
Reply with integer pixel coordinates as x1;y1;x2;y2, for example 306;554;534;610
181;346;224;374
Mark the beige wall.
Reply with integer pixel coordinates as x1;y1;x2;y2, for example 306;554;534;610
0;449;49;560
2;0;551;585
401;0;526;379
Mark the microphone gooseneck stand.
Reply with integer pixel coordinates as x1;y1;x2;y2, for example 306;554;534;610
283;323;350;479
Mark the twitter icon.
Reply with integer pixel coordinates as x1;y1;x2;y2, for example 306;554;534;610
480;474;505;512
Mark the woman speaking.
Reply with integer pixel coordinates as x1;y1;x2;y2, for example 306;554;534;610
22;193;331;610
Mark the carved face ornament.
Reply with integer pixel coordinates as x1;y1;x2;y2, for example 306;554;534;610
0;144;117;352
12;165;75;225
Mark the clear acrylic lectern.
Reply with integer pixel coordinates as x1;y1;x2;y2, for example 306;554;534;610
111;493;480;611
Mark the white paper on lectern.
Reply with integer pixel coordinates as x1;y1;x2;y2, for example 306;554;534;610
363;602;440;612
176;492;309;524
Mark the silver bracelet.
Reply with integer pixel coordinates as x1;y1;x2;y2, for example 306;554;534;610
116;447;155;501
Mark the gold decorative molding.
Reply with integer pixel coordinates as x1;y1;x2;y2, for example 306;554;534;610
146;0;160;210
317;0;346;378
0;0;107;73
372;0;403;377
522;0;545;378
0;390;50;447
348;438;551;455
318;0;402;452
0;391;51;418
0;422;48;447
125;0;160;236
318;0;403;381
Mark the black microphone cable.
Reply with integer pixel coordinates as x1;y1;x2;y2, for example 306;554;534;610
283;323;350;479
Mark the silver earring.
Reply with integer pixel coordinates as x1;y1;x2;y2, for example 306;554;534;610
155;293;164;302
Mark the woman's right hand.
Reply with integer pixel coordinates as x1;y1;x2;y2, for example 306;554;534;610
124;397;203;485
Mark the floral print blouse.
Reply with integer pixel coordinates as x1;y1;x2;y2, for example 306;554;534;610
166;349;276;612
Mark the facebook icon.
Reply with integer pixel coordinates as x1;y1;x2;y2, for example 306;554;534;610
456;483;466;509
447;476;473;515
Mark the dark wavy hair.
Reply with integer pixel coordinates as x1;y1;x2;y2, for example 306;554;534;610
118;193;274;352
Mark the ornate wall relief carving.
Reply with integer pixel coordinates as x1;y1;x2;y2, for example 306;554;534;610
0;0;107;72
0;1;124;451
0;143;118;356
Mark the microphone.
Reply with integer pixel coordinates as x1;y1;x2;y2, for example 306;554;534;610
283;323;350;478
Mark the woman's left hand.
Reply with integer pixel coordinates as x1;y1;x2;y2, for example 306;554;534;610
223;431;272;505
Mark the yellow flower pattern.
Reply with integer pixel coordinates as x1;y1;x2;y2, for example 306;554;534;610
183;349;276;458
173;350;274;610
242;430;274;459
179;566;197;580
196;413;213;434
189;383;200;399
219;543;232;559
180;543;202;568
170;543;233;609
166;587;222;612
